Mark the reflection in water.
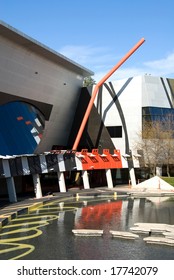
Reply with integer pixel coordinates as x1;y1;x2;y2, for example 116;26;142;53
75;200;122;230
0;196;174;260
75;197;174;231
72;197;174;260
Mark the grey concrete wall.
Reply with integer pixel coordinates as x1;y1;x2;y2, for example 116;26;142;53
0;34;88;153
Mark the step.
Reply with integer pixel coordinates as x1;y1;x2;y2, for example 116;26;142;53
72;229;103;236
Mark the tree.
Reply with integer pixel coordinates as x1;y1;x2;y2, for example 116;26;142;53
83;76;96;87
159;114;174;176
134;116;174;176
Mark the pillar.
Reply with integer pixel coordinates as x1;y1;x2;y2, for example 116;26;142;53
32;173;42;198
129;167;136;187
105;169;114;188
156;166;162;176
57;171;66;192
6;177;17;203
81;170;90;189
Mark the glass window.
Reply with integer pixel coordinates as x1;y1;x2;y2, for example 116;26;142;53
107;126;122;138
142;106;174;138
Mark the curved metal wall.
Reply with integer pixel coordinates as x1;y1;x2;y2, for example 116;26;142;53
0;101;45;155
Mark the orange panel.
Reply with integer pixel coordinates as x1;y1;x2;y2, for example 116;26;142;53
110;149;122;168
17;116;23;121
79;149;122;170
25;120;32;125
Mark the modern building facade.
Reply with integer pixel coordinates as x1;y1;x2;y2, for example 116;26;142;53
92;75;174;167
1;21;174;199
69;75;174;183
0;21;93;156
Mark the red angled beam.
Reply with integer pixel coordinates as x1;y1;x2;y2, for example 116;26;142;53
72;38;145;150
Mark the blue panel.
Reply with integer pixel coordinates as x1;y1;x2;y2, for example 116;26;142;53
0;101;45;156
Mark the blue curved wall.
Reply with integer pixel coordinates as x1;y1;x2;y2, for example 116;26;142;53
0;101;45;155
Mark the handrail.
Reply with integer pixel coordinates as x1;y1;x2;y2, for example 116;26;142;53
72;38;145;150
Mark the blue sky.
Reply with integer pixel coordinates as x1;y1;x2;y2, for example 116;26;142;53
1;0;174;82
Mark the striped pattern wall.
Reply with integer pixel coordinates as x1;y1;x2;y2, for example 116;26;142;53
0;152;82;178
0;149;123;178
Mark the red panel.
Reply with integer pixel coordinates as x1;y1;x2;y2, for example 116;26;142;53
75;200;122;229
79;149;122;170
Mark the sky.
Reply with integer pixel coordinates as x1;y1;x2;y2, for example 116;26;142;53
1;0;174;82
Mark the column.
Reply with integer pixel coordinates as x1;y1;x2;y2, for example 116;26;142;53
105;169;114;188
129;167;136;187
6;177;17;203
81;170;90;189
57;171;66;192
32;173;42;198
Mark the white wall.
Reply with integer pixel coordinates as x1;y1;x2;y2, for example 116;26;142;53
94;76;142;167
93;75;174;168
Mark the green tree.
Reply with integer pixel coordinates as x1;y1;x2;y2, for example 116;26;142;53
83;76;96;87
134;116;174;176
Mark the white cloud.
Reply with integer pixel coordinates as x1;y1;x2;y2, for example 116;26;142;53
144;52;174;76
93;67;146;83
58;44;120;76
60;45;106;62
59;45;174;82
59;45;98;65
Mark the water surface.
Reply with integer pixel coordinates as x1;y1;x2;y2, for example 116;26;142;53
0;196;174;260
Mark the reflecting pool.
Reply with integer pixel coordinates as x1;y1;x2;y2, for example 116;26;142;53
0;196;174;260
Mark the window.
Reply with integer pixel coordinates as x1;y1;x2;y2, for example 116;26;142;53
107;126;122;138
142;106;174;138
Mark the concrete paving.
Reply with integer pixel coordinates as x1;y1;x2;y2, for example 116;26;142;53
0;187;122;229
72;229;104;236
144;236;174;246
110;230;139;239
0;193;72;229
130;223;174;233
130;222;174;247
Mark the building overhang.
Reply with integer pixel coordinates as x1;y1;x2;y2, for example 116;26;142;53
0;20;94;77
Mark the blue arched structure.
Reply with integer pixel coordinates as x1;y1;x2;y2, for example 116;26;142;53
0;101;45;155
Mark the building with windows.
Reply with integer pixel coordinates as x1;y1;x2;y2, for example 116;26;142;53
91;75;174;161
69;75;174;182
1;21;174;198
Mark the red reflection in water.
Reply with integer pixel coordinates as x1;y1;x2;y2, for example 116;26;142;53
75;200;122;229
